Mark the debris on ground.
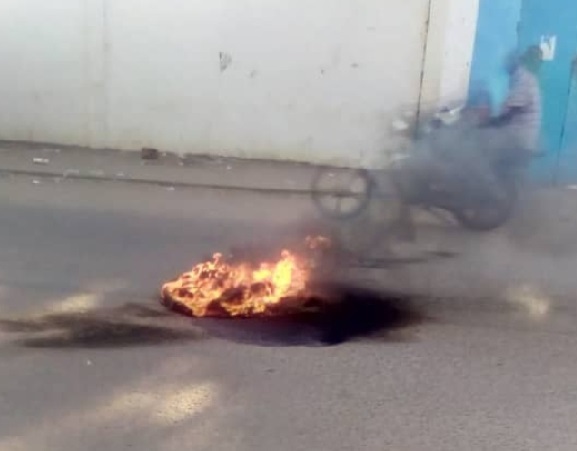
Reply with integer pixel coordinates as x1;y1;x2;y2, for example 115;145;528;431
141;147;159;160
63;169;80;178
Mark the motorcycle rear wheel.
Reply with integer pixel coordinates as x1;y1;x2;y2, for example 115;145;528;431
452;180;517;231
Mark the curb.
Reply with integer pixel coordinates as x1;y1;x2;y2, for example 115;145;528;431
0;168;314;196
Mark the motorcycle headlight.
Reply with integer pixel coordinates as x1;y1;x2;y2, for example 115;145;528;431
388;151;410;166
391;119;410;132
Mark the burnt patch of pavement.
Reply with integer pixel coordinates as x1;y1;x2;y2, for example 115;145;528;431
0;303;205;349
189;283;425;347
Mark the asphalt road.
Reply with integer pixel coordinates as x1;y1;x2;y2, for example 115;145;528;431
1;175;577;451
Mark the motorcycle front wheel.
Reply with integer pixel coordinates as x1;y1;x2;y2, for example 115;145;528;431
310;167;374;220
326;174;404;257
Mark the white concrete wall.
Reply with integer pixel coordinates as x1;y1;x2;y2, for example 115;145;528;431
0;0;479;166
0;1;89;144
439;0;480;103
420;0;480;109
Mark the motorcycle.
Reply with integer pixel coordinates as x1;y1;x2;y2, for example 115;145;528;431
311;105;523;232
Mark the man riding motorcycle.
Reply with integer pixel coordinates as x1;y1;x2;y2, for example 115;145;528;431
393;45;543;238
475;46;543;185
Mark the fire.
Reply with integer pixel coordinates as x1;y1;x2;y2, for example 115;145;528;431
161;237;330;318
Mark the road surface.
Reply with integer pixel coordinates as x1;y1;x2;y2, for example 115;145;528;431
1;175;577;451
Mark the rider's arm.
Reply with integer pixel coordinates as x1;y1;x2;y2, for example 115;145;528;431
484;70;530;127
485;106;525;127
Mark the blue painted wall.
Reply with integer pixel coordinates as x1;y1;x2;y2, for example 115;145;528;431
468;0;522;115
559;63;577;183
519;0;577;184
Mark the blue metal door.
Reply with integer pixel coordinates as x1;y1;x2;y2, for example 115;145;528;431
468;0;522;116
518;0;577;184
558;58;577;183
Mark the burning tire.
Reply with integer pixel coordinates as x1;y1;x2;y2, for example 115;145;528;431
161;288;324;319
160;242;331;319
159;232;424;345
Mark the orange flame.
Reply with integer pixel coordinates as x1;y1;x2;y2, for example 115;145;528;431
161;243;323;318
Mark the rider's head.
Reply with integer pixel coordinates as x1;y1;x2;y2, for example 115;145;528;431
505;46;543;74
521;45;543;74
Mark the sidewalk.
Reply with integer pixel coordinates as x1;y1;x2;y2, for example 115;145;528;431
0;143;319;194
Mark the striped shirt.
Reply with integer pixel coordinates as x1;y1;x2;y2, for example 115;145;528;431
503;67;542;152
